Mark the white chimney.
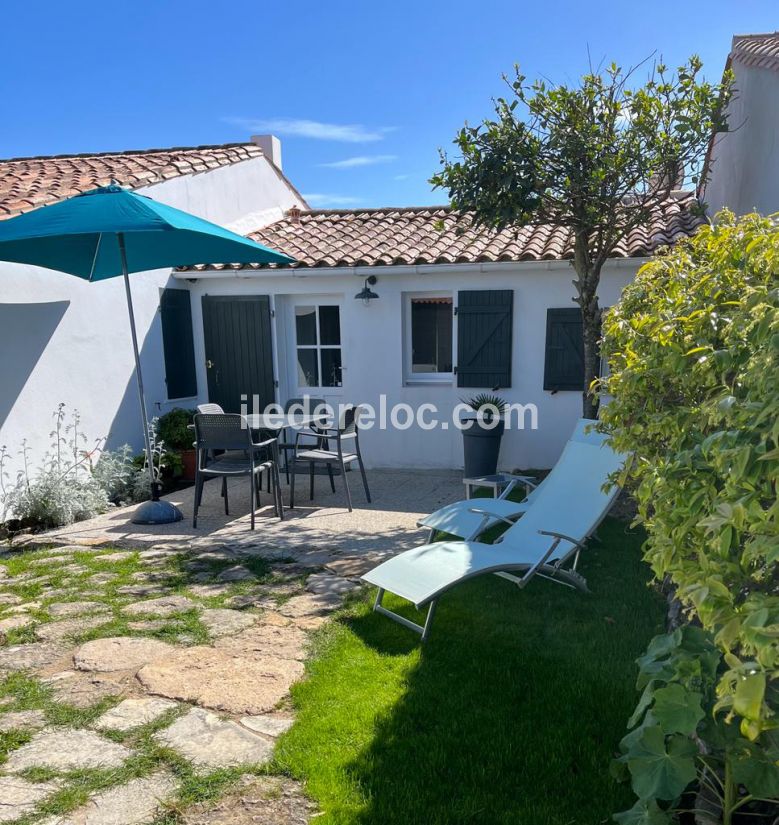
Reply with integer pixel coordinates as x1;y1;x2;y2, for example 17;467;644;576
251;134;282;171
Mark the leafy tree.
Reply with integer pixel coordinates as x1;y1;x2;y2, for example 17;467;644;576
431;57;732;418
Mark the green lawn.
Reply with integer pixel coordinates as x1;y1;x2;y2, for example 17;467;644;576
274;518;664;825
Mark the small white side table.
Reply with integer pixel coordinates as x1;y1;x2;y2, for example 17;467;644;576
462;473;517;499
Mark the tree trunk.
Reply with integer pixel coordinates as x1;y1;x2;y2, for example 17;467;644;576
572;234;602;420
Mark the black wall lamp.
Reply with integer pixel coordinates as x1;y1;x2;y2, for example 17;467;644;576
355;274;379;305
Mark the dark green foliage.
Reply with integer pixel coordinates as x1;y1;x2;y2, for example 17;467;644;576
157;408;196;451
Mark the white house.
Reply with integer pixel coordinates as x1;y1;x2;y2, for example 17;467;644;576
702;32;779;216
175;196;703;470
6;21;769;488
0;137;306;482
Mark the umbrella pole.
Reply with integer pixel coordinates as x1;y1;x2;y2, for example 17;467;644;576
117;235;182;525
118;233;158;501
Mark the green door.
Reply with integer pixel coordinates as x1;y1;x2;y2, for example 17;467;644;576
201;295;276;413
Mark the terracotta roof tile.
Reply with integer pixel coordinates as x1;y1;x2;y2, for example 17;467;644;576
185;193;704;271
0;143;263;220
731;32;779;72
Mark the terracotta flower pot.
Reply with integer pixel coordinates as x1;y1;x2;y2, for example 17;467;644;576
180;449;197;482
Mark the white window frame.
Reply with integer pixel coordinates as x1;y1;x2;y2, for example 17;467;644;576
292;300;344;392
403;291;455;385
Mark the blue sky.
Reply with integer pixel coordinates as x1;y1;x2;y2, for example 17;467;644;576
1;1;776;208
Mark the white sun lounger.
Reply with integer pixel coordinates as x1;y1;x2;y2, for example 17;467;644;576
417;418;610;542
362;432;624;640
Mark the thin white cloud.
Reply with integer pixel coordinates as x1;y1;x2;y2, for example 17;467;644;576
393;173;410;181
223;117;393;143
319;154;397;169
303;193;363;207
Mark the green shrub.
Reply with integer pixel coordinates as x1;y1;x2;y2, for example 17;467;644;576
157;407;195;451
0;404;109;528
600;212;779;823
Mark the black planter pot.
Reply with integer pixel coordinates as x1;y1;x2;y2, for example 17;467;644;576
461;415;505;477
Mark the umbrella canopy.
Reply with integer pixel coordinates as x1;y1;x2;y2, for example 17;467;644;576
0;184;295;524
0;183;294;277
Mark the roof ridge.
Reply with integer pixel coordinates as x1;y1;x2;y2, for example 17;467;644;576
0;142;260;164
732;31;779;43
298;193;695;218
729;31;779;72
303;205;452;216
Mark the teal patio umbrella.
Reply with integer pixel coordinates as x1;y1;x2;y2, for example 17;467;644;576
0;184;294;524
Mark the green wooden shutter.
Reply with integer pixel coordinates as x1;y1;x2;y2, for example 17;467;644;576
456;290;513;388
160;288;197;399
543;308;584;391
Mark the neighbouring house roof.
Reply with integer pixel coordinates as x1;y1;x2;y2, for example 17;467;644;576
0;143;267;220
184;191;704;271
730;32;779;72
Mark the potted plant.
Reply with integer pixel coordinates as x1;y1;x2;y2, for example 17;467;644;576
460;393;508;477
157;408;196;481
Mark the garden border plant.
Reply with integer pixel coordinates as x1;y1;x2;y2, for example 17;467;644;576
0;403;173;532
599;212;779;824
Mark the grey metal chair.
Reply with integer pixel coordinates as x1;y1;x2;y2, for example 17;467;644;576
278;396;327;484
196;402;224;415
194;402;227;494
289;404;371;513
193;413;283;530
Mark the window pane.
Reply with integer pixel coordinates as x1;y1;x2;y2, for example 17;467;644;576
295;306;317;345
297;348;319;387
411;298;453;373
318;306;341;345
321;348;342;387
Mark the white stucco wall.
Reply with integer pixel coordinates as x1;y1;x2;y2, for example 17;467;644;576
0;156;305;486
180;259;640;471
703;61;779;217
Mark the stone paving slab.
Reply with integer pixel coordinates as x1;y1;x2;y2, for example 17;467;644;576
74;637;177;673
48;602;111;618
0;642;68;674
277;593;343;620
93;551;135;563
0;709;46;732
42;670;134;708
4;728;132;772
215;620;307;662
0;776;61;823
45;772;177;825
239;714;294;738
93;697;179;731
36;615;112;644
200;609;258;638
122;595;199;617
217;565;257;583
138;646;304;715
324;552;391;578
155;707;274;769
187;583;234;599
305;573;361;596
